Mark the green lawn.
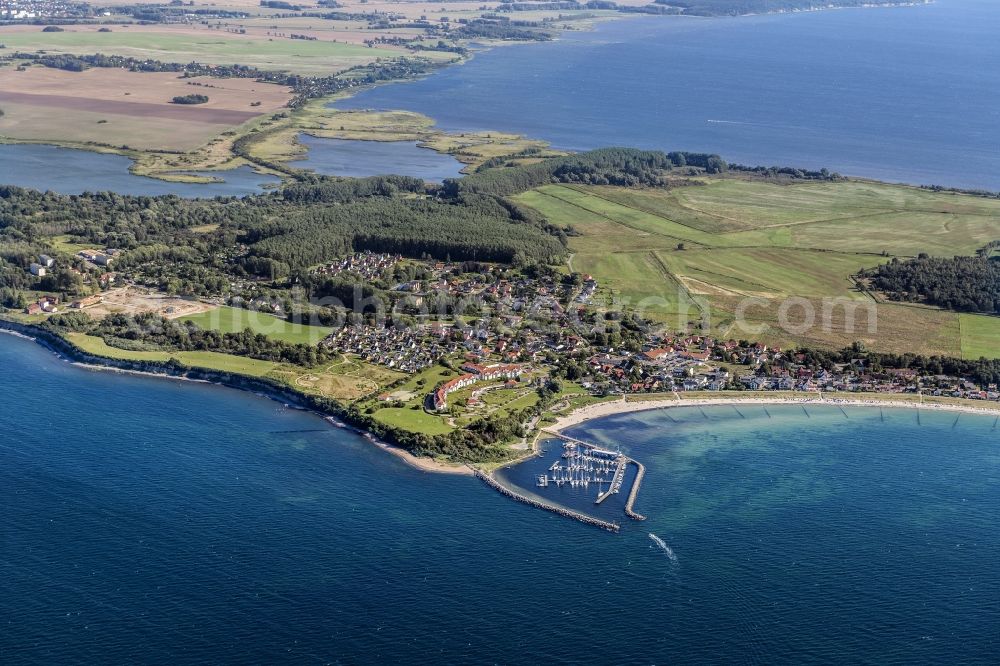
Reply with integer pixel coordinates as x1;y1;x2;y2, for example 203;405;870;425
373;407;453;435
959;314;1000;360
183;307;332;346
67;332;280;376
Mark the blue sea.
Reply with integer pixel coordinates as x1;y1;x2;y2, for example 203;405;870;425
3;333;1000;663
338;0;1000;190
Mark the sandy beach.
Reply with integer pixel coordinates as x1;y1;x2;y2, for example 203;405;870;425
548;394;1000;433
365;435;474;476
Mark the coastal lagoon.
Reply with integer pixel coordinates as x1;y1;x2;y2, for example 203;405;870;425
338;0;1000;190
290;135;465;181
4;332;1000;663
0;144;279;197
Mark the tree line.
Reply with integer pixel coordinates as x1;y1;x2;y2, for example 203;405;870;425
863;254;1000;314
447;147;726;197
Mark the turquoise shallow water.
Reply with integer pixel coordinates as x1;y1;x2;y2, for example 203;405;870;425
3;333;1000;663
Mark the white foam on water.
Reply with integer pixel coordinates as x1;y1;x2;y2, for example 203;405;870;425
648;533;679;564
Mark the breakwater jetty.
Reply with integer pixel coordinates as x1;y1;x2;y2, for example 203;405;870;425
474;470;620;533
624;460;646;521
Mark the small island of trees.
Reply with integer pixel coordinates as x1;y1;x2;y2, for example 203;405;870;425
170;94;209;105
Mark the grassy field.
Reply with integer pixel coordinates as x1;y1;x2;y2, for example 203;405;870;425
515;178;1000;358
366;364;457;434
959;314;1000;360
0;26;399;75
66;331;405;402
373;407;454;435
67;332;280;375
182;306;332;346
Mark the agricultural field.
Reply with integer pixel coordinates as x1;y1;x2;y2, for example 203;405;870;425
182;306;333;346
0;67;291;151
515;178;1000;358
0;24;401;75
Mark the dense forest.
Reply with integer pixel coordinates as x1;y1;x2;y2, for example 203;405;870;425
864;254;1000;314
242;196;566;272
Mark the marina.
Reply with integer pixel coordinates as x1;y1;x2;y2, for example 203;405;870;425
533;430;648;524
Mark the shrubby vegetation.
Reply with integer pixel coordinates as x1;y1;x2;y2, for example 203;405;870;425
171;94;209;105
446;17;551;41
45;310;335;365
451;147;725;197
727;163;842;181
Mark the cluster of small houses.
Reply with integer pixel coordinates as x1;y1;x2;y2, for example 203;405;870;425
315;253;403;281
317;258;599;371
0;0;84;19
21;245;1000;404
23;249;119;313
579;336;1000;401
324;325;453;373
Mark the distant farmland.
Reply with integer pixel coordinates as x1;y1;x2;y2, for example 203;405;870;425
0;24;401;75
0;68;292;151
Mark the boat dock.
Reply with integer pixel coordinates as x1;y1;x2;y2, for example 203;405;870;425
594;455;628;504
539;429;648;522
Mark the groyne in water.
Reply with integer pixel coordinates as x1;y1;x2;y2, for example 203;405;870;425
624;460;646;521
474;470;621;533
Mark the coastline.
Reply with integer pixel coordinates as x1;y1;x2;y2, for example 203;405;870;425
8;324;1000;482
325;416;473;476
0;326;474;476
548;393;1000;433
